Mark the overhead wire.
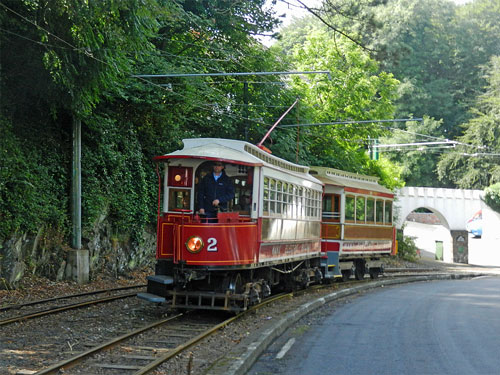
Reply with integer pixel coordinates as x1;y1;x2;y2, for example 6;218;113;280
0;0;300;128
2;0;311;128
0;26;67;49
0;2;108;64
4;0;498;156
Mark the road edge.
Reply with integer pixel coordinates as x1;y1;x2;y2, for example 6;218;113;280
205;273;485;375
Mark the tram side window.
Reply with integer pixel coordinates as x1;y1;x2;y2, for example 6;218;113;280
385;201;393;224
376;200;384;224
270;179;276;214
262;177;321;220
333;195;340;220
323;195;332;219
277;181;283;214
322;194;341;221
283;183;289;216
305;189;311;217
298;187;304;218
366;198;375;223
345;195;355;221
356;196;366;223
317;191;322;218
233;174;252;213
263;177;269;214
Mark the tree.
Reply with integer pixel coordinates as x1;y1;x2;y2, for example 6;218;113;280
0;0;289;251
380;117;451;187
329;0;500;188
271;27;401;186
296;0;389;50
365;0;459;134
437;56;500;189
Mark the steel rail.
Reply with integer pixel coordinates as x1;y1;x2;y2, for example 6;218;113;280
384;267;438;273
33;313;184;375
133;292;293;374
0;291;140;326
134;275;460;374
0;284;146;312
33;293;291;375
31;275;444;374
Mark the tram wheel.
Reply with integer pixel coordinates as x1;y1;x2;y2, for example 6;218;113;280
369;268;380;279
341;270;351;282
354;264;365;280
228;273;243;294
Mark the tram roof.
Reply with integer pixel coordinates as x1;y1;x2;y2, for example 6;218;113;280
154;138;319;180
309;166;393;195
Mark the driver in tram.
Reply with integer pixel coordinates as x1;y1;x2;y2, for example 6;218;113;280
197;161;235;221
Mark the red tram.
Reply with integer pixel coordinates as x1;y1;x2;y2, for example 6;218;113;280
138;138;324;311
310;167;397;281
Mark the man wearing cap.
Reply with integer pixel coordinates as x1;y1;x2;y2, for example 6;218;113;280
197;161;235;221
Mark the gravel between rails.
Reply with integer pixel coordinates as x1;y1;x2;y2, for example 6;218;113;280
3;260;496;375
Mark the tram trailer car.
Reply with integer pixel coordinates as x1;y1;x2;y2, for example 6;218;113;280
310;167;397;281
138;138;324;312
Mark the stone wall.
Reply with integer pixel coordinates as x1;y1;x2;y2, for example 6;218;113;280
0;218;156;288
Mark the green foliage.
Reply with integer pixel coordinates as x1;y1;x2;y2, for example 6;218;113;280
437;56;500;189
1;0;162;117
381;117;450;187
363;0;500;137
292;0;388;50
4;0;499;278
366;156;405;191
272;27;400;180
0;0;287;251
0;117;69;240
81;115;156;244
396;228;419;262
484;183;500;213
326;0;500;189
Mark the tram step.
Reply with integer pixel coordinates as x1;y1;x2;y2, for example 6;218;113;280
137;292;166;303
147;275;174;285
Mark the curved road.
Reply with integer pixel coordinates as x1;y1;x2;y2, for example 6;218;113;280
249;277;500;374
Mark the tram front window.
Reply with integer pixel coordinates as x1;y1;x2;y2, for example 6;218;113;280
169;189;190;211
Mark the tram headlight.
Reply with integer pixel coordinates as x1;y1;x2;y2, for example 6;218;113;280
185;236;204;253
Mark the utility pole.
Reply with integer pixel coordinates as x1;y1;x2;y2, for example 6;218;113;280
69;115;89;283
72;116;81;250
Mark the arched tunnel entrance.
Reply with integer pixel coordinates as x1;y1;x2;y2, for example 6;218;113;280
403;207;468;264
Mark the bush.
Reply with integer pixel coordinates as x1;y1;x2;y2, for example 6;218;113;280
0;117;68;240
484;183;500;213
396;228;419;262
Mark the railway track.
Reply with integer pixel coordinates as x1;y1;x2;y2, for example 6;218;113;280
0;268;436;328
384;267;438;273
3;269;447;374
0;284;146;326
32;293;292;375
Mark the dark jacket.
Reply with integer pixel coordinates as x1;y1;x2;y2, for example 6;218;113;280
197;171;235;213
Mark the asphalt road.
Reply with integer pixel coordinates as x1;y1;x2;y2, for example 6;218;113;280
248;277;500;375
